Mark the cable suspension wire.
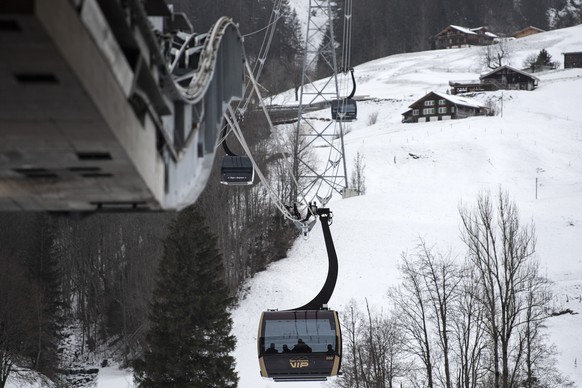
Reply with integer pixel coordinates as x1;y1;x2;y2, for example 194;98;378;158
340;0;353;72
225;105;296;222
227;64;339;236
218;1;353;228
251;0;284;81
239;58;315;215
232;0;284;122
217;0;283;152
243;9;282;38
338;0;354;100
245;72;310;209
220;57;314;225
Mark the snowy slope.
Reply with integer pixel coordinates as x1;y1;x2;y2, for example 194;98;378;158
232;24;582;388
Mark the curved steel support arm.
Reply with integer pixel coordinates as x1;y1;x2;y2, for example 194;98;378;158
293;208;338;311
347;68;356;99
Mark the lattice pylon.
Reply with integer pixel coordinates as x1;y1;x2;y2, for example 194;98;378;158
293;0;348;207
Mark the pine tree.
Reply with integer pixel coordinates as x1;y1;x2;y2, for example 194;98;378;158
134;206;238;388
536;48;554;67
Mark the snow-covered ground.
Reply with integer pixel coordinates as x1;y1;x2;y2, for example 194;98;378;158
232;24;582;388
8;23;582;388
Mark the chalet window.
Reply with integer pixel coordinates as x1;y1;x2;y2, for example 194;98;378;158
412;109;419;116
451;106;455;113
423;108;435;115
438;99;446;105
438;107;447;114
424;100;435;106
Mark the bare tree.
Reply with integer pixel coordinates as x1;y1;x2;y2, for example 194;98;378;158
459;190;544;388
452;265;488;388
392;241;463;388
337;300;365;388
417;241;462;388
337;299;410;388
390;255;435;388
518;266;553;388
351;152;367;196
364;302;410;388
480;39;512;70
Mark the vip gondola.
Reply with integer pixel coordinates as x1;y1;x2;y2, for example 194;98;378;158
257;207;342;382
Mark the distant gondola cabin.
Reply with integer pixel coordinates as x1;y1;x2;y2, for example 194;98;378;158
331;98;357;121
220;155;254;185
402;91;487;123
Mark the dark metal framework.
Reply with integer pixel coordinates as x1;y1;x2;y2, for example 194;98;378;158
293;0;348;206
0;0;244;211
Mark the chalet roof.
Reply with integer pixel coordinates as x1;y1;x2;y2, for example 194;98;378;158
563;51;582;55
434;25;499;39
479;65;540;81
434;25;474;38
471;27;499;38
432;91;485;108
450;25;477;35
513;26;545;36
407;91;486;110
449;80;481;86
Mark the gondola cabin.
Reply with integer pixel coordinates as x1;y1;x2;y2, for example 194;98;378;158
258;310;342;382
220;155;254;185
331;98;357;121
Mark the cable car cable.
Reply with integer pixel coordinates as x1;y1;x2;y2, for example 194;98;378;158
216;0;283;152
237;59;314;219
225;106;296;221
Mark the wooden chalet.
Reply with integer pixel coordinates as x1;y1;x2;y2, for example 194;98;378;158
402;91;487;123
432;25;498;50
563;52;582;69
480;65;539;90
449;80;496;95
513;26;545;39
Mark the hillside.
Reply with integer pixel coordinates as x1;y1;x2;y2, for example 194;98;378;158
232;24;582;387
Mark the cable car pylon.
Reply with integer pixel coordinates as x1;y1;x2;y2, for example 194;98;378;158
293;0;348;207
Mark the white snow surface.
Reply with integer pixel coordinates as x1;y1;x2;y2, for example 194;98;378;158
233;24;582;388
8;23;582;388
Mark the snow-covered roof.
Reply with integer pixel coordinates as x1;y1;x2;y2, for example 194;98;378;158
435;25;498;39
480;65;540;81
449;25;477;35
432;91;485;108
407;91;486;110
513;26;545;36
449;79;481;85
